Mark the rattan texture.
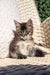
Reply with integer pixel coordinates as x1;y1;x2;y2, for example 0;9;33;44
40;17;50;48
16;0;50;48
16;0;41;44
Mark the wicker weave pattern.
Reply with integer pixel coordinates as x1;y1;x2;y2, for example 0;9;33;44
39;17;50;48
16;0;41;44
16;0;41;23
16;0;50;48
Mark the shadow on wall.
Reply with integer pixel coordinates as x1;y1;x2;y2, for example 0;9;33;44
0;64;50;75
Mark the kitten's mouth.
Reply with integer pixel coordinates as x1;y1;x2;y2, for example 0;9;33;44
20;37;26;41
20;38;25;41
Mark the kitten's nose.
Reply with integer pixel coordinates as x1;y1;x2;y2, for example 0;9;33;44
23;34;25;37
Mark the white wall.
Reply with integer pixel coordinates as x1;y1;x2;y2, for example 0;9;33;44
0;0;21;58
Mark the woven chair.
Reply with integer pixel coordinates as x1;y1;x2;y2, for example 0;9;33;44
0;0;50;74
16;0;50;48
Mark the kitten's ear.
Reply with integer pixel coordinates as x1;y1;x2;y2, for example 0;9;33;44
26;19;33;29
14;20;20;32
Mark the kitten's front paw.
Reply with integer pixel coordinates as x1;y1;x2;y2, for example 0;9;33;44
18;55;27;59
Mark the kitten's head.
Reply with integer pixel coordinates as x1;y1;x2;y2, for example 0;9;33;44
14;19;33;40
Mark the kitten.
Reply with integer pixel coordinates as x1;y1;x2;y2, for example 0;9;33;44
9;19;50;59
9;19;34;59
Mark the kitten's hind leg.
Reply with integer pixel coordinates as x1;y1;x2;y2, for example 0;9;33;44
29;46;45;57
35;49;46;57
28;47;36;57
34;44;50;54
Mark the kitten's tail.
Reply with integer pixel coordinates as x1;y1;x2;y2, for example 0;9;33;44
34;45;50;54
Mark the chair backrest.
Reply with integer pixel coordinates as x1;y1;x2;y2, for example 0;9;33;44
16;0;50;48
40;17;50;48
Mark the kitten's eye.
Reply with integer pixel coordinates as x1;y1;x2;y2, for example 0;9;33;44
25;31;29;35
25;33;28;35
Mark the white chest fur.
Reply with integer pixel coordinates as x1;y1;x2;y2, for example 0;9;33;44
15;40;34;56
